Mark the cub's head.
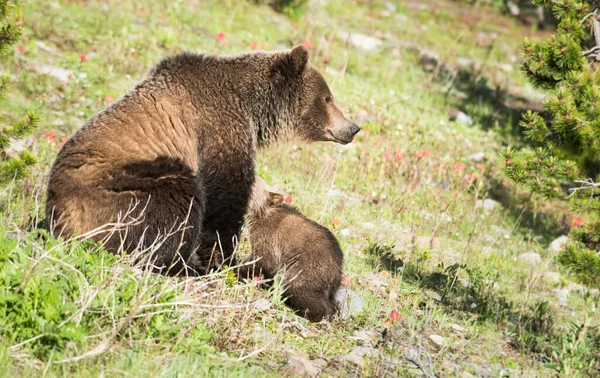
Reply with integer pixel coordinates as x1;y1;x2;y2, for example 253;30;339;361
247;176;284;223
271;45;360;145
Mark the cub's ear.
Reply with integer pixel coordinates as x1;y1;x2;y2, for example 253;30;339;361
268;192;284;207
271;45;309;78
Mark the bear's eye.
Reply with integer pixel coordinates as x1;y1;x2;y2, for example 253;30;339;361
325;96;332;104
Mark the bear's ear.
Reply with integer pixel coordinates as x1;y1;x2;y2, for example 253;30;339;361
271;45;309;78
268;192;284;207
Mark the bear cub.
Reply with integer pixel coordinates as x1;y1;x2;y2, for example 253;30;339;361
239;177;343;322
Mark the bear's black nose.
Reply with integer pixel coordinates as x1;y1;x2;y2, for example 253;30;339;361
350;123;361;136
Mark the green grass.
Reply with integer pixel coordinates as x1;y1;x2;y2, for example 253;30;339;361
1;0;599;376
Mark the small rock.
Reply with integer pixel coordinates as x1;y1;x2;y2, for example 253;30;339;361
549;235;569;253
476;198;502;211
369;271;390;287
542;272;561;285
383;2;396;12
468;152;485;161
287;355;321;377
450;324;465;332
568;282;584;294
334;289;364;319
338;31;383;51
457;58;472;68
325;66;340;77
351;330;379;346
341;346;378;367
352;346;379;357
251;298;272;312
590;288;600;297
425;290;442;301
340;228;351;237
491;226;511;238
311;358;327;369
428;334;446;349
517;252;542;266
445;107;474;125
553;288;569;304
29;63;72;83
342;351;364;366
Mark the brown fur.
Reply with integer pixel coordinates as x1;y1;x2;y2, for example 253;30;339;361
46;46;359;276
240;177;344;322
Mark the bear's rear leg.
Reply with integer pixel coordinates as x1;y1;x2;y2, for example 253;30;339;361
99;156;205;276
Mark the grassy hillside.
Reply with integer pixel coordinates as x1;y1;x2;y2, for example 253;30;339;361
1;0;598;376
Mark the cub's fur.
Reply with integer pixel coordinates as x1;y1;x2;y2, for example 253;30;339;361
46;46;359;275
240;177;343;322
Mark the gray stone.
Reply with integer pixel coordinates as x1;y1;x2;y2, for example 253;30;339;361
468;152;485;161
338;31;382;51
553;288;569;304
29;62;72;83
428;334;446;349
491;226;511;238
287;355;321;377
517;252;542;265
341;346;379;367
455;111;473;125
334;289;363;319
542;272;561;285
351;330;379;346
342;351;364;366
425;290;442;301
450;324;465;332
549;235;569;253
383;2;396;12
251;298;271;312
457;58;472;68
311;358;327;369
568;282;584;294
476;198;501;211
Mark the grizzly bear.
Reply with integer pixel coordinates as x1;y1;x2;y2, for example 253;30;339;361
239;177;344;322
45;45;360;276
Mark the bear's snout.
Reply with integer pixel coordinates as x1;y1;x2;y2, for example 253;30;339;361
329;121;361;145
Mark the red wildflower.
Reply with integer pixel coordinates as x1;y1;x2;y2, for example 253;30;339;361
373;140;381;147
362;130;370;137
323;55;330;63
476;164;485;173
68;73;73;79
390;310;400;322
104;95;114;103
79;54;87;62
332;219;340;227
416;148;431;159
216;32;226;42
384;150;392;162
454;192;459;199
284;195;292;204
18;45;25;53
302;40;313;49
342;275;351;287
395;151;405;161
292;22;298;28
452;163;465;172
572;216;585;228
250;41;259;50
45;131;56;144
468;173;477;182
252;276;261;283
61;136;69;143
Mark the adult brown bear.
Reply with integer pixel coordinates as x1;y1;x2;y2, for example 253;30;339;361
45;45;359;276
